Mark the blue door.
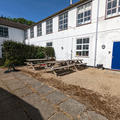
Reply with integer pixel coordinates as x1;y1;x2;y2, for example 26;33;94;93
112;42;120;70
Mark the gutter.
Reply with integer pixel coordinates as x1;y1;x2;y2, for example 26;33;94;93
94;0;100;67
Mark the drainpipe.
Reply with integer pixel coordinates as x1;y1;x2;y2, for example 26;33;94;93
71;38;73;60
94;0;100;67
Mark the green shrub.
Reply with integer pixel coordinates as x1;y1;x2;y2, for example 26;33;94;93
36;47;45;58
2;41;55;66
0;58;4;66
46;47;55;58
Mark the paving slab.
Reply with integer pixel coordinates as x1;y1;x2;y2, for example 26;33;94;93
5;80;25;91
37;100;56;120
23;76;41;85
14;87;33;97
0;81;9;90
29;80;43;89
49;112;71;120
46;90;68;105
0;73;15;81
60;98;86;119
22;93;42;107
36;85;54;96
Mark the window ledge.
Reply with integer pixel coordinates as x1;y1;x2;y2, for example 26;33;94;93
75;56;89;58
58;28;68;32
105;14;120;20
46;32;53;35
76;22;91;27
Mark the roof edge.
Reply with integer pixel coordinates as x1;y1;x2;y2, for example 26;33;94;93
0;18;29;30
27;0;91;29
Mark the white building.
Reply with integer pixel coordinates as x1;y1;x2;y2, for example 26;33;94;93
25;0;120;70
0;18;28;58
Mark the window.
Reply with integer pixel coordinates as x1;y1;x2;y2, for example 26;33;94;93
46;42;52;47
30;27;34;38
0;26;8;38
37;23;42;36
25;30;28;39
77;2;91;25
46;19;53;34
106;0;120;17
76;38;89;57
59;12;68;31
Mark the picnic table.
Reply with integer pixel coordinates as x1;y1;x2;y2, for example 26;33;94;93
25;59;48;70
45;59;86;76
25;58;87;76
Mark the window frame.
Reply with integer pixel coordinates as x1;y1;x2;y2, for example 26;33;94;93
24;30;28;40
46;18;53;34
30;27;34;38
0;26;9;38
58;12;68;31
37;23;42;37
76;37;90;57
77;2;92;26
106;0;120;18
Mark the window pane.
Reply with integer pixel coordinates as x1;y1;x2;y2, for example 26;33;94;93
83;38;89;43
46;19;53;34
30;27;34;38
83;45;89;50
77;2;91;25
76;38;89;57
46;42;52;47
108;2;112;9
77;45;82;50
59;12;68;31
77;39;82;44
119;7;120;12
76;51;82;56
106;0;118;17
112;0;117;7
112;8;116;14
25;30;28;39
107;10;111;15
37;23;42;36
0;26;8;37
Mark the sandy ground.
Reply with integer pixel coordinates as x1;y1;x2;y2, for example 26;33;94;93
59;68;120;98
39;67;120;98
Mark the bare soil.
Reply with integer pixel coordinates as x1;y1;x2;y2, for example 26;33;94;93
18;66;120;120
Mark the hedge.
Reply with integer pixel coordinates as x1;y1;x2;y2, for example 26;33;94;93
2;41;55;66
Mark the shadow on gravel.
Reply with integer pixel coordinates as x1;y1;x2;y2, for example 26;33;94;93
0;88;43;120
4;69;21;74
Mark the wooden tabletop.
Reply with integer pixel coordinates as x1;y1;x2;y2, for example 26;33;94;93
26;59;48;62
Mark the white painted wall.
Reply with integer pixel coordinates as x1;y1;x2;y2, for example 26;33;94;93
96;0;120;69
0;25;24;58
25;0;120;69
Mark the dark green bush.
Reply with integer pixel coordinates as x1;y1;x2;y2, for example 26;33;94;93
2;41;55;66
46;47;55;58
36;47;46;58
0;58;4;66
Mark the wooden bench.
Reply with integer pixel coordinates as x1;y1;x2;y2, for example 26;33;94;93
51;64;77;76
25;62;46;70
